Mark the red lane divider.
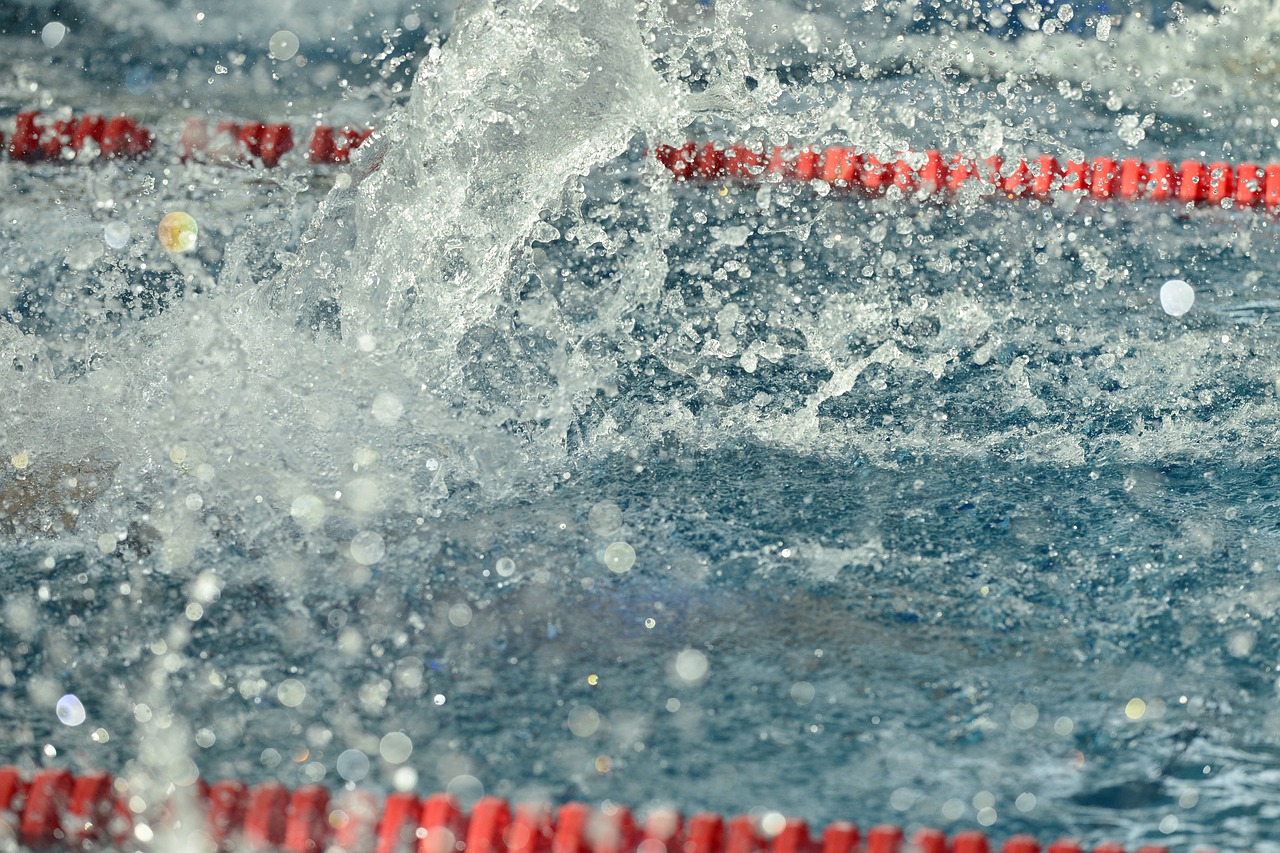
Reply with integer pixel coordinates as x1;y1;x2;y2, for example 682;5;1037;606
653;141;1280;210
3;109;1279;213
0;766;1205;853
4;110;372;167
8;111;152;161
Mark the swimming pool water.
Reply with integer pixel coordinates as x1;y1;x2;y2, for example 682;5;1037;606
4;1;1280;850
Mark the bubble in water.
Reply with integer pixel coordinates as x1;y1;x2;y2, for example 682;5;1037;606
350;531;385;565
103;222;131;249
157;212;198;253
602;541;636;573
269;30;300;61
41;22;66;48
336;748;369;782
495;557;516;577
1160;279;1194;316
56;694;85;726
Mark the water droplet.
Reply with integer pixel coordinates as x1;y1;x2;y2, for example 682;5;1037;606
350;531;385;565
790;681;815;705
336;749;369;782
760;813;786;837
103;222;131;249
587;500;622;535
393;766;418;791
371;392;404;424
56;694;85;726
567;706;601;737
124;66;152;95
277;679;306;708
41;22;66;48
290;494;326;530
602;541;635;574
269;30;300;61
447;603;472;627
1160;279;1194;316
1010;702;1039;729
379;731;413;763
673;649;708;684
157;212;198;253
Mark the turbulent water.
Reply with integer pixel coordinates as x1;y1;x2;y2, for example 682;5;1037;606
4;0;1280;849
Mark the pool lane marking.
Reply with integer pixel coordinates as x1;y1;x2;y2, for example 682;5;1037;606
3;110;1276;211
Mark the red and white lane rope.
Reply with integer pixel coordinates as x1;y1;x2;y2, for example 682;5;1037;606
3;110;373;167
3;109;1276;212
654;142;1280;210
0;766;1189;853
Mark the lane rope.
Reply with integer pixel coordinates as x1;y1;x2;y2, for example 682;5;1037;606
4;109;1277;211
0;766;1185;853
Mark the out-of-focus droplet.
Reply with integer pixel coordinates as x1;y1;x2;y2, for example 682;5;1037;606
1160;279;1194;316
269;30;300;61
158;212;198;253
277;679;306;708
673;649;709;684
336;749;369;782
790;681;815;705
567;705;601;737
41;22;66;48
448;603;472;627
124;66;152;95
371;392;404;424
350;531;385;565
602;541;635;573
56;694;86;726
380;731;413;763
588;500;622;535
104;222;131;249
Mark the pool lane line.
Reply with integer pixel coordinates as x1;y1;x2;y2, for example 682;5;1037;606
3;111;373;167
0;765;1192;853
654;143;1279;210
2;109;1277;211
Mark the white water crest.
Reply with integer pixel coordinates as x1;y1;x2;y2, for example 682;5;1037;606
281;0;673;370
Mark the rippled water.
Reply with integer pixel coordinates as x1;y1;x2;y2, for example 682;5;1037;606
4;0;1280;850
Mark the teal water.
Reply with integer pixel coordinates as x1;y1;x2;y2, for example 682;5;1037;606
4;1;1280;850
